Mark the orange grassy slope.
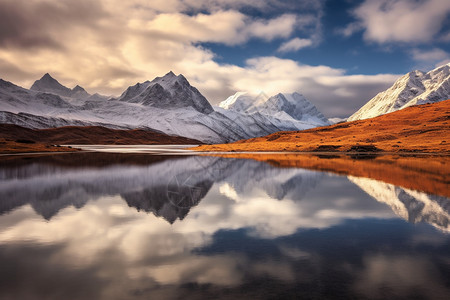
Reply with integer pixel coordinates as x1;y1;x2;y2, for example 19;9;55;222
211;153;449;198
195;100;450;153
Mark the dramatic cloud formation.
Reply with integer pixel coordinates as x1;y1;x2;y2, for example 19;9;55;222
349;0;450;44
0;0;443;117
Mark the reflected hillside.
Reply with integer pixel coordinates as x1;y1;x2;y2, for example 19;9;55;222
0;154;323;222
349;176;450;232
1;152;448;231
214;153;450;198
0;155;215;222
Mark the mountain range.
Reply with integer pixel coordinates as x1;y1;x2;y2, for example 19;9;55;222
0;72;329;143
0;155;322;223
1;63;449;144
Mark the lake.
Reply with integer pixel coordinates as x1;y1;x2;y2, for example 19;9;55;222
0;150;449;299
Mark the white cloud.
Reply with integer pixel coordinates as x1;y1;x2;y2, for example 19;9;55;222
277;38;313;53
181;56;398;117
0;0;400;117
244;14;298;41
336;22;363;37
411;48;449;62
130;11;298;46
350;0;450;43
410;48;450;69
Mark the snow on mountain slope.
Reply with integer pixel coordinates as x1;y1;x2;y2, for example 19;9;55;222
31;73;73;97
220;91;269;111
0;111;132;130
220;91;329;126
118;71;213;114
349;176;449;232
31;73;108;103
71;85;90;99
0;78;76;115
349;63;450;121
0;73;329;143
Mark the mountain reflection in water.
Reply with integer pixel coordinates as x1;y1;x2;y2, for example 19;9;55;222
0;152;449;299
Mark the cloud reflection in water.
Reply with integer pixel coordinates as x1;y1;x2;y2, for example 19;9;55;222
0;154;449;299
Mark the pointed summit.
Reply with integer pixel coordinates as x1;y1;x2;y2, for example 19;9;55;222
71;84;90;99
166;71;176;77
72;85;86;92
42;73;52;79
219;91;329;125
349;62;450;121
31;73;72;97
118;72;213;114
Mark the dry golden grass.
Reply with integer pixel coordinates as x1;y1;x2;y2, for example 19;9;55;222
209;153;449;197
195;100;450;153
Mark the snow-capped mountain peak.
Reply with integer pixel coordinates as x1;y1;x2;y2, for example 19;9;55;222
72;85;86;93
0;71;329;143
71;85;90;99
219;91;266;112
258;92;328;122
118;71;213;114
31;73;73;97
349;62;450;121
220;91;329;124
30;73;93;99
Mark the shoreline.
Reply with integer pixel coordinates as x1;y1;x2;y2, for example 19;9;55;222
202;152;450;198
193;101;450;154
2;141;449;156
1;145;448;197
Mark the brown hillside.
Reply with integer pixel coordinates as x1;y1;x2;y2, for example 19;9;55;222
0;124;202;145
211;153;450;198
0;124;201;154
195;100;450;153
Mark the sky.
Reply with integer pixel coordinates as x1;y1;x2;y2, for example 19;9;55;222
0;0;449;117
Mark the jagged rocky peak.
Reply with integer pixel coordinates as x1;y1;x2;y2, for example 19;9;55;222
72;85;86;93
220;91;329;125
429;63;450;77
30;73;91;99
219;91;268;112
349;62;450;121
119;80;151;101
71;84;90;99
262;92;329;124
118;71;214;114
31;73;73;97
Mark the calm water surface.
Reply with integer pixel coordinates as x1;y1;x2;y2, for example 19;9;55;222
0;151;449;299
